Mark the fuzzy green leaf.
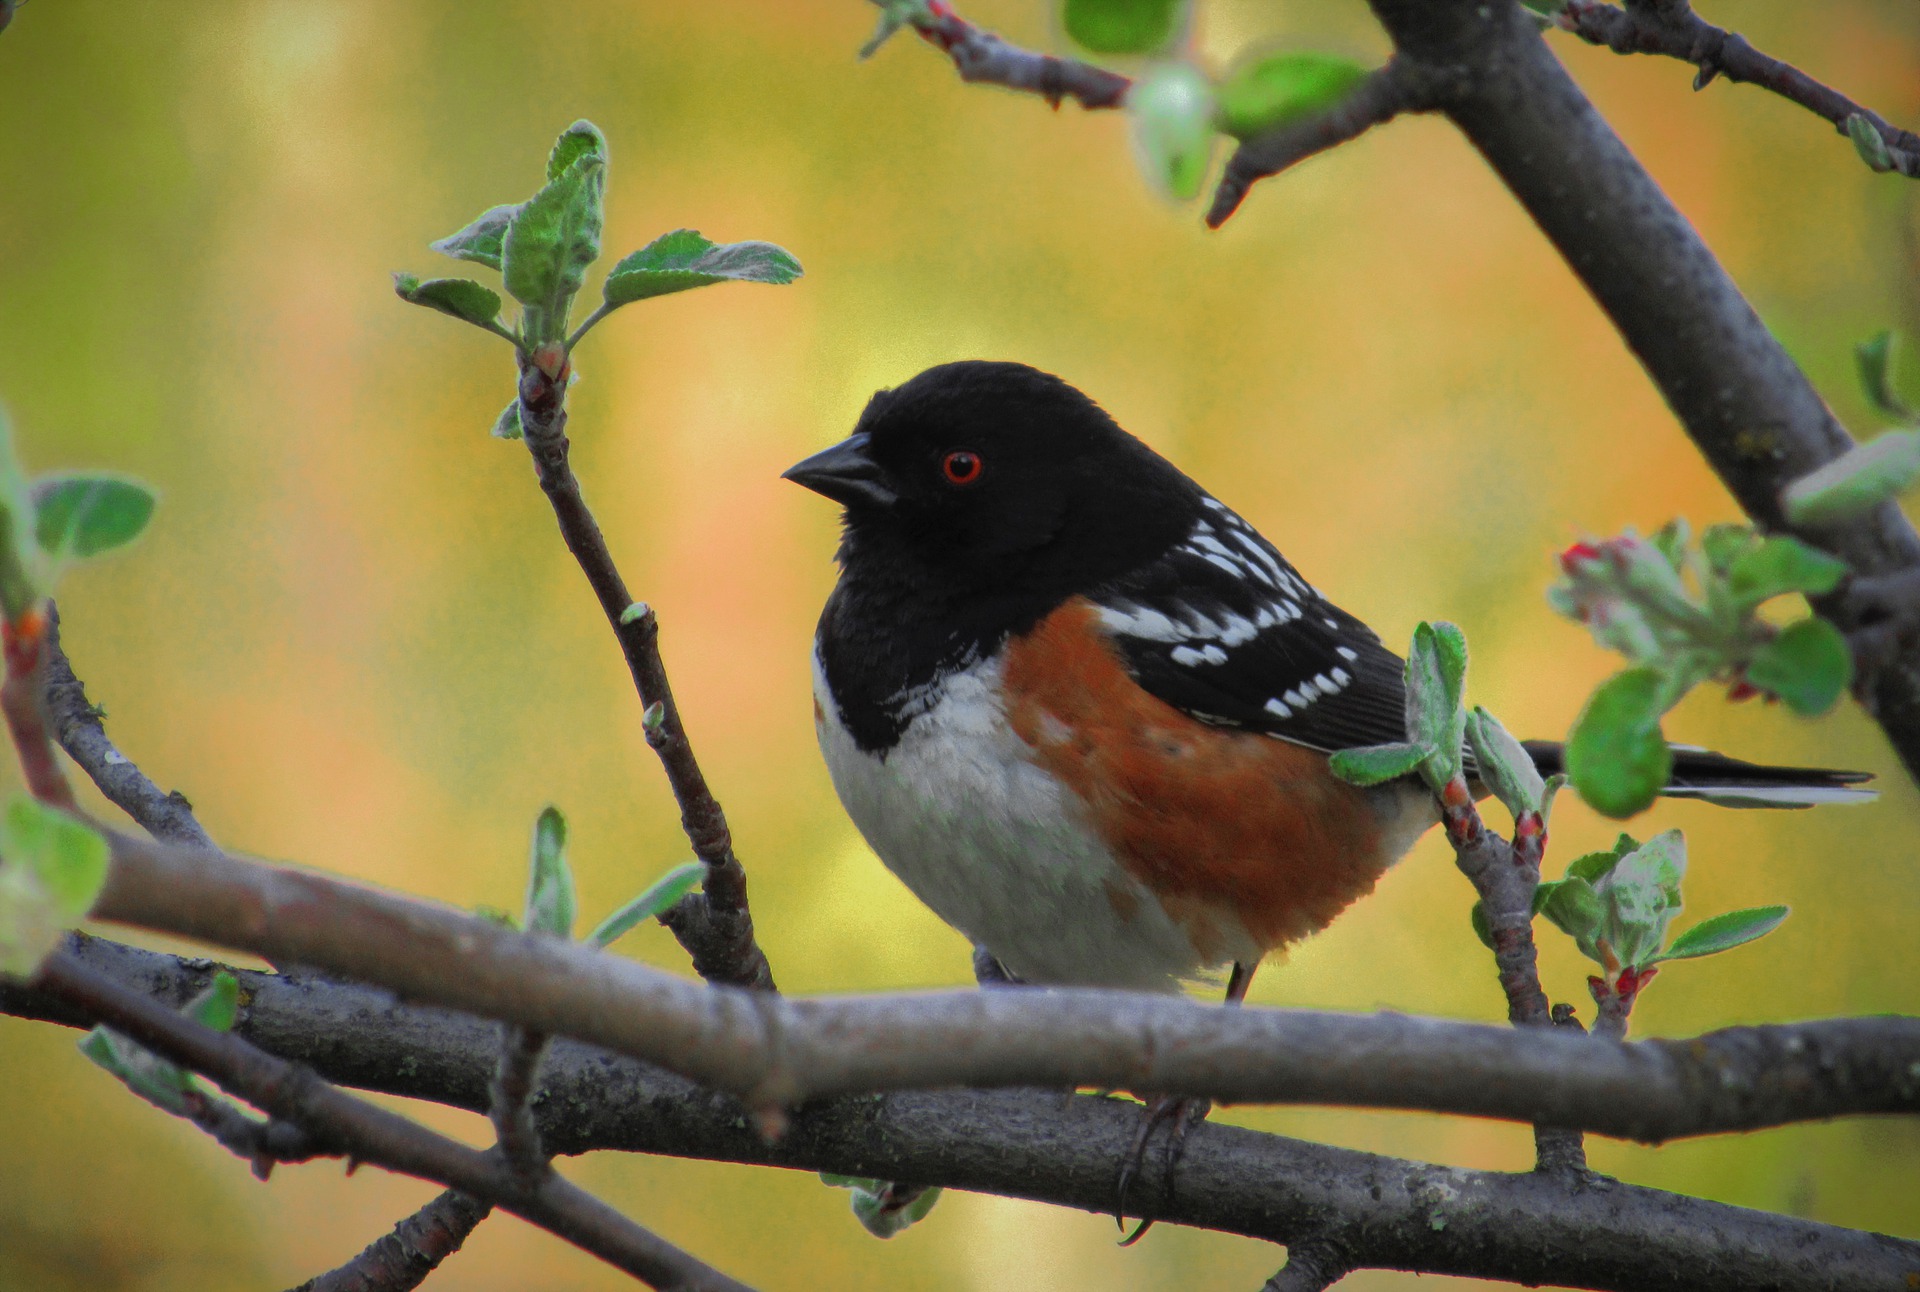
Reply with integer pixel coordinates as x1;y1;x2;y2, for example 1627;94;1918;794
1782;430;1920;526
393;274;503;330
1063;0;1182;54
1745;618;1852;716
492;401;523;440
184;970;240;1032
1127;61;1217;201
32;475;154;562
1403;622;1468;788
1567;668;1673;819
1724;536;1848;608
1539;875;1605;961
502;138;606;336
430;204;518;273
1657;905;1788;961
601;230;803;310
79;1027;195;1115
523;806;575;938
3;798;110;920
1566;833;1638;885
588;861;705;949
1216;51;1369;139
1849;113;1895;173
547;120;607;183
1855;330;1913;421
1327;741;1430;787
1699;522;1756;574
1466;706;1543;818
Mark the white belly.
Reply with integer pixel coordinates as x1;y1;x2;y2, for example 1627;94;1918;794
814;651;1251;992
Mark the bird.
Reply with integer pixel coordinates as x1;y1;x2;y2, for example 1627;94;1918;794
783;360;1871;1224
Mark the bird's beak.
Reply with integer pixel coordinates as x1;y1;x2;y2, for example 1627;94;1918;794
781;433;898;509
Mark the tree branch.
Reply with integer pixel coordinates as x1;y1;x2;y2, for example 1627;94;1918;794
42;605;214;848
889;1;1131;110
1362;0;1920;789
79;829;1920;1141
1558;0;1920;177
291;1190;493;1292
1208;57;1449;227
29;946;753;1292
10;936;1916;1292
513;358;774;993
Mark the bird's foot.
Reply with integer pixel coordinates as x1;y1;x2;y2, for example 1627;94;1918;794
1114;1093;1211;1245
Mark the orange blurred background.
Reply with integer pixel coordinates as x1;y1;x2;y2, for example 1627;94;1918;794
1;2;1917;1289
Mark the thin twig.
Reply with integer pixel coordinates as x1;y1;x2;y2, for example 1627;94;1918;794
292;1190;492;1292
490;1024;551;1184
893;1;1131;110
1208;57;1448;228
513;357;774;993
1438;787;1590;1175
33;948;755;1292
2;609;76;810
10;936;1914;1292
41;605;214;847
80;829;1920;1141
1559;0;1920;177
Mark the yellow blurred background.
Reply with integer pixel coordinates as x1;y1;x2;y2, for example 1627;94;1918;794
1;2;1916;1288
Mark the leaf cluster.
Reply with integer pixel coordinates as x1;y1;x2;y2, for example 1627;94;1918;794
394;120;801;437
1551;521;1851;817
0;409;155;624
818;1174;944;1238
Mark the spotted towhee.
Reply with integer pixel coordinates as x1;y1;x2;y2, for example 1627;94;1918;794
786;361;1873;999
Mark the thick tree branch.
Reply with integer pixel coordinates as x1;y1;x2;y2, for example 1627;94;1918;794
78;829;1920;1140
1363;0;1920;788
1558;0;1920;177
889;1;1131;110
1209;58;1449;227
513;358;774;993
42;605;214;848
9;936;1916;1292
29;947;752;1292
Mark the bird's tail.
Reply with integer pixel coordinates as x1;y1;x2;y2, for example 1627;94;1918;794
1520;740;1876;809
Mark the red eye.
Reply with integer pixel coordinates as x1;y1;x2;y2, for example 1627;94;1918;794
941;450;983;486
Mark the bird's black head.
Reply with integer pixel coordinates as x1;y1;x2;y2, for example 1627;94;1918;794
784;361;1201;595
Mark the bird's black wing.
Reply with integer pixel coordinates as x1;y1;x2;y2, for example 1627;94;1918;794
1087;498;1411;754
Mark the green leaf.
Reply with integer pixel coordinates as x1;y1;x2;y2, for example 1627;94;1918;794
3;798;110;920
1216;51;1369;139
1567;668;1673;819
1327;741;1430;787
1848;113;1895;173
1648;517;1690;573
79;1027;195;1115
1566;833;1637;885
1539;875;1606;961
393;274;504;331
1745;617;1853;716
1724;536;1848;608
1465;706;1543;818
827;1176;944;1239
1469;900;1493;950
547;120;607;183
601;230;803;310
522;806;575;938
1539;773;1568;828
1782;430;1920;526
184;970;240;1032
502;138;606;339
1657;905;1788;961
1597;829;1687;968
1855;330;1913;421
1063;0;1182;55
860;0;933;57
430;204;519;273
1403;622;1468;788
0;409;48;621
1127;61;1217;201
492;401;523;440
1699;522;1756;575
32;475;155;562
587;861;705;948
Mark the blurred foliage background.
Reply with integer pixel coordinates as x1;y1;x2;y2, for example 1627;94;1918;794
1;2;1917;1289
